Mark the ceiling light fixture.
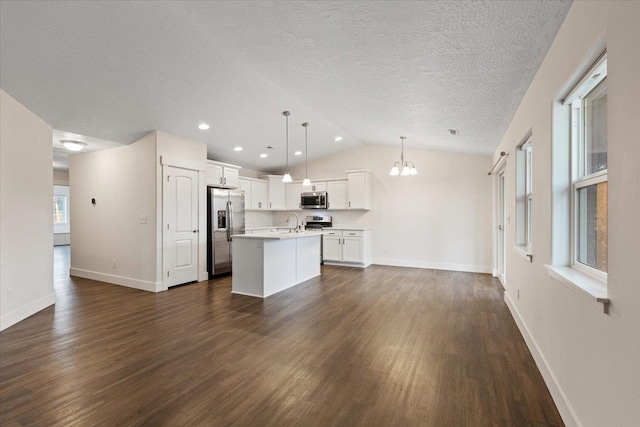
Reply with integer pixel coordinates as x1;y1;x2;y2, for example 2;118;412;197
389;136;417;176
61;140;87;152
294;151;302;156
198;123;210;130
282;111;293;183
234;146;243;151
335;136;343;142
260;153;268;158
302;122;311;187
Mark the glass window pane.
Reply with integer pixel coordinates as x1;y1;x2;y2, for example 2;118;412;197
584;80;607;175
577;182;608;272
53;195;67;224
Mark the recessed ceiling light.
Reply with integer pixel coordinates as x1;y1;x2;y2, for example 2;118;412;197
294;151;302;156
234;146;243;152
335;136;343;142
198;123;210;130
61;140;87;151
448;129;459;136
260;153;268;158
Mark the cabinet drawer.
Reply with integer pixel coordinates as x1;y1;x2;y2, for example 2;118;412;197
341;230;363;237
323;230;343;236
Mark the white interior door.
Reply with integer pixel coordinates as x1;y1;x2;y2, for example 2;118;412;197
163;165;199;287
497;171;507;285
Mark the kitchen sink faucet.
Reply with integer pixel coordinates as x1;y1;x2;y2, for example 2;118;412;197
286;212;301;232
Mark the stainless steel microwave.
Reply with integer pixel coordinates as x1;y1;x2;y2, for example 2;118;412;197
300;191;328;209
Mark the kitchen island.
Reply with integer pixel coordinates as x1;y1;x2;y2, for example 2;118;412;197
231;230;323;298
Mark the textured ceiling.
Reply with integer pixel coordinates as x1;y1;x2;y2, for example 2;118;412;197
52;130;124;170
0;0;571;171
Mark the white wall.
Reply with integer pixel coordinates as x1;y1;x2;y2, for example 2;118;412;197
0;90;55;331
53;169;69;185
70;132;158;291
491;2;640;426
282;145;493;273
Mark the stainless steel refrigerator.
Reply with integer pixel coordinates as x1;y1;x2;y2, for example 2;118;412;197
207;187;245;278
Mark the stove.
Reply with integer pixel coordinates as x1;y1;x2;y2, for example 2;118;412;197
305;215;332;229
305;216;332;264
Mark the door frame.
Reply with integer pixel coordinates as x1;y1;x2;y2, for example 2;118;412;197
493;163;507;287
160;156;206;291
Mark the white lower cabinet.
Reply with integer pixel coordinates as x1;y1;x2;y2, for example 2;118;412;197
322;229;371;267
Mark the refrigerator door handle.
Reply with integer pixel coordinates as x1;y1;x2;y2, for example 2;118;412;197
227;200;233;242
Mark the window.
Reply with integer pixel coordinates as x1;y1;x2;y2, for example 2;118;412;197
53;195;67;224
568;54;607;280
516;136;533;256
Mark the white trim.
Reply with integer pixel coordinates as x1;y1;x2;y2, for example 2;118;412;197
504;292;582;427
231;290;265;299
563;52;607;105
512;245;533;262
206;159;242;169
544;265;609;309
70;268;163;293
323;261;368;269
372;258;492;274
160;155;204;171
0;293;56;331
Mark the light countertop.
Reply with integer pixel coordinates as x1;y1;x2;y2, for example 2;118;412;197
233;230;326;240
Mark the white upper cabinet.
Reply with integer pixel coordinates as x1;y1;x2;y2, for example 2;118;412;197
251;180;268;210
347;171;371;210
285;183;303;210
206;160;240;188
239;178;252;208
310;182;326;192
264;176;285;210
327;180;348;210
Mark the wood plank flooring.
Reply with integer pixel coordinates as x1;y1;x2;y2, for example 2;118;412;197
0;246;563;426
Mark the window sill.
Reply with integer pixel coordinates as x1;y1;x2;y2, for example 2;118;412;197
544;265;610;314
513;245;533;262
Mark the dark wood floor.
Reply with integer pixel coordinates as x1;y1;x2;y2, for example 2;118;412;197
0;246;563;426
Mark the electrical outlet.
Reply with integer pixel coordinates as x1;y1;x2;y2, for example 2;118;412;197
7;288;14;301
112;260;117;269
383;248;388;255
139;215;147;224
517;288;520;300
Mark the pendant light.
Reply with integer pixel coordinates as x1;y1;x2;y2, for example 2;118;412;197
301;122;311;186
389;136;417;176
282;111;293;183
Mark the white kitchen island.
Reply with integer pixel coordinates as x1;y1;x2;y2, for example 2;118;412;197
231;231;322;298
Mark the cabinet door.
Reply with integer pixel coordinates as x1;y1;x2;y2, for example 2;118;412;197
268;179;286;210
348;173;365;209
342;237;363;263
205;164;223;186
311;182;327;192
239;179;252;208
285;183;302;210
223;167;239;188
251;181;268;209
322;236;343;262
327;181;348;210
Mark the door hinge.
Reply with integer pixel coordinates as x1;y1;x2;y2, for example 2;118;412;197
167;224;169;230
167;271;170;277
167;175;170;182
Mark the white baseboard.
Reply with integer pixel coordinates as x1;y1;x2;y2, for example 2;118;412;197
70;268;162;293
0;292;56;331
323;261;368;268
372;258;492;274
231;290;264;298
504;292;581;427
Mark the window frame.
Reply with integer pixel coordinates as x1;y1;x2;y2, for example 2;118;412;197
53;194;68;225
568;56;608;283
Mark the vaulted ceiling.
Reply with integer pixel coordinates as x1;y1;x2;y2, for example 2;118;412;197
0;0;572;171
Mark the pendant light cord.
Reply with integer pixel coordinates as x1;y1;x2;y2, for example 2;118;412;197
304;123;309;178
282;111;290;172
